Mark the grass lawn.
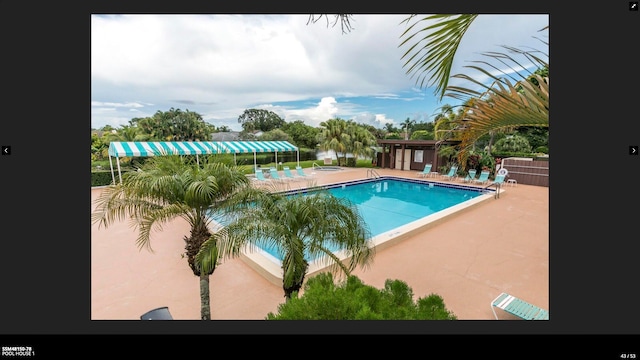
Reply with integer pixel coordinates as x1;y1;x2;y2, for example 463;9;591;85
91;156;377;183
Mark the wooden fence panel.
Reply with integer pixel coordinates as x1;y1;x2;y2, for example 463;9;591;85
501;157;549;187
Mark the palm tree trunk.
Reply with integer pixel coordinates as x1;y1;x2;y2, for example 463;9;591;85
185;222;215;320
487;131;495;155
200;273;211;320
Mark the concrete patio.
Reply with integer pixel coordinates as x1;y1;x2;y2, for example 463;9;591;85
91;167;548;320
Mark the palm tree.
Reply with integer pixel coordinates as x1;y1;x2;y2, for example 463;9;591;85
433;104;456;140
313;14;548;166
345;123;377;165
106;124;149;142
399;14;549;159
399;14;480;99
318;118;351;166
91;155;258;320
197;189;375;300
400;118;416;140
383;122;396;134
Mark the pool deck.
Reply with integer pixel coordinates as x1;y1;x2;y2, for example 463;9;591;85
91;167;548;320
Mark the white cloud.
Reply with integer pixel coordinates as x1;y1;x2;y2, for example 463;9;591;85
91;14;548;130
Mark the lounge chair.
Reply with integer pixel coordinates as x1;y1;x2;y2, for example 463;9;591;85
491;292;549;320
253;170;270;183
283;166;300;181
492;174;506;187
440;165;458;181
460;169;477;183
416;163;433;178
269;167;288;183
473;170;490;185
295;166;314;178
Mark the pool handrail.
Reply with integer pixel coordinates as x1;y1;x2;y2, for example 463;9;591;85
367;169;381;179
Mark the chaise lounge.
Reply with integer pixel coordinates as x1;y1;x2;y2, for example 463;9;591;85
491;292;549;320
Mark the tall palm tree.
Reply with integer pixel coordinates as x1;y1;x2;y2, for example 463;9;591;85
318;118;351;166
400;118;416;139
345;123;377;165
91;155;258;320
197;190;375;300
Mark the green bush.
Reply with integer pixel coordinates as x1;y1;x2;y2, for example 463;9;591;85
410;130;434;140
266;272;457;320
494;135;531;153
91;170;129;186
384;132;402;139
534;146;548;154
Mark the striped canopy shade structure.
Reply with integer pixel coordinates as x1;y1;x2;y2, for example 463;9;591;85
108;141;223;157
107;140;298;184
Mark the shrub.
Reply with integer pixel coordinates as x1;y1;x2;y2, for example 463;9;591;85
494;135;531;153
384;132;402;139
91;170;135;186
410;130;434;140
266;272;457;320
534;145;548;154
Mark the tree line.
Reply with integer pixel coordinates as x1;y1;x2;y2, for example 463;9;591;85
91;107;447;164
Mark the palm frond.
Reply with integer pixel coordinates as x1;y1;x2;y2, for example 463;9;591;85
399;14;478;99
445;72;548;158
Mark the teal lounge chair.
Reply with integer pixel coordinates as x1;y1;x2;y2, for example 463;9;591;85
491;292;549;320
473;170;490;185
295;166;313;178
254;170;270;181
416;163;433;178
269;167;288;183
283;166;299;181
441;165;458;181
461;169;477;183
493;174;506;186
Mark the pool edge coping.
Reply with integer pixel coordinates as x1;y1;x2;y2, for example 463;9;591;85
237;176;503;287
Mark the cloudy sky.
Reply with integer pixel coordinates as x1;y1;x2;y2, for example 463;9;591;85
91;14;549;131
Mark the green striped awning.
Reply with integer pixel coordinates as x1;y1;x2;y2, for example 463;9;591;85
108;141;298;158
108;141;224;157
218;141;298;154
106;140;300;184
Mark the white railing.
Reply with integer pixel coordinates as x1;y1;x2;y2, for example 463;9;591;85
367;169;381;179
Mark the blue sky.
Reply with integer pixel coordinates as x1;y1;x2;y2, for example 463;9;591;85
91;14;549;132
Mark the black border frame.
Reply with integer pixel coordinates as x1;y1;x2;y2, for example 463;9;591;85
2;0;640;354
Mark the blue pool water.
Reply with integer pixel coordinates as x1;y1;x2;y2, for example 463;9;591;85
326;179;482;237
254;178;485;261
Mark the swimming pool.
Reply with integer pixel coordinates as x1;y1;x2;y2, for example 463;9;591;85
257;178;483;260
236;176;498;286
